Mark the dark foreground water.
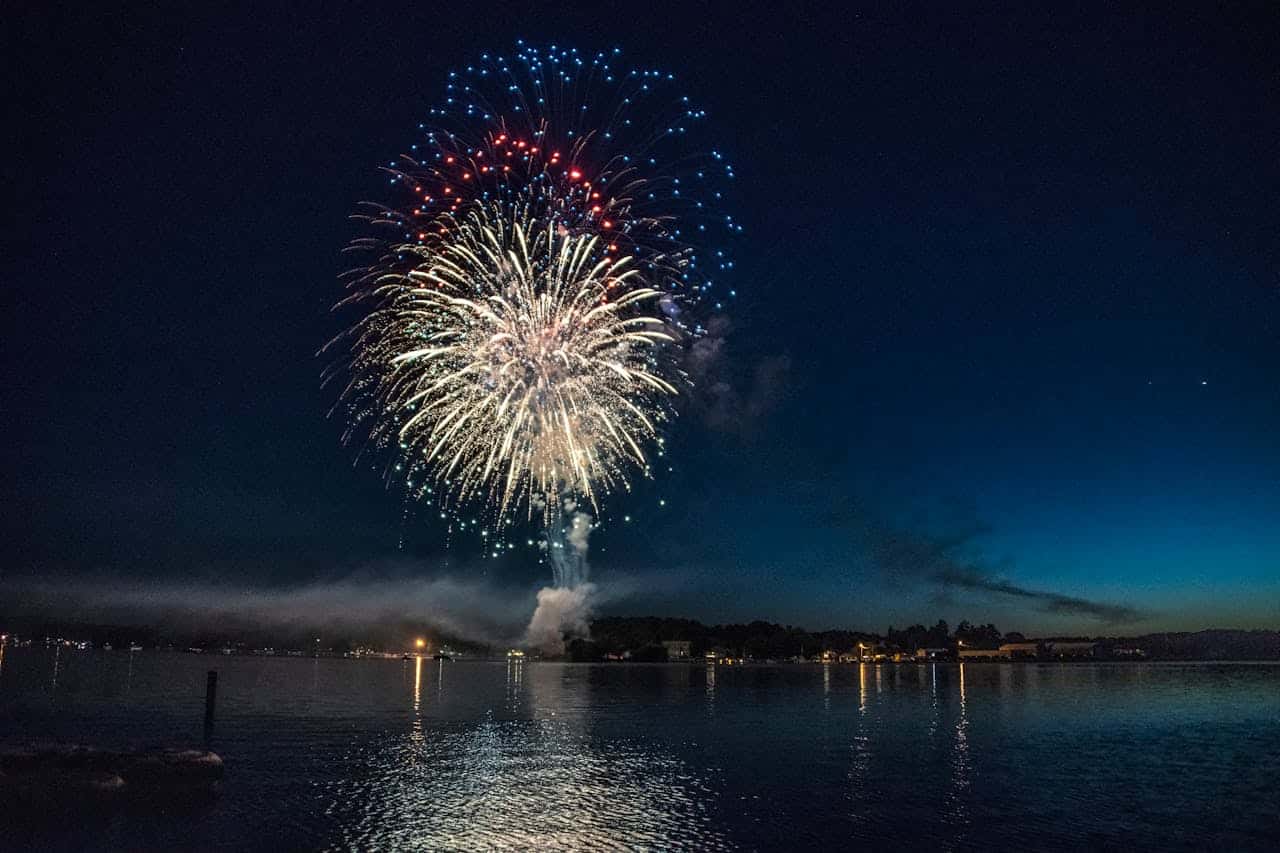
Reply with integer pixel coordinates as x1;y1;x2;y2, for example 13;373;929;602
1;649;1277;851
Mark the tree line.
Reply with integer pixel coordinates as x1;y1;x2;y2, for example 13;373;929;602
572;617;1280;662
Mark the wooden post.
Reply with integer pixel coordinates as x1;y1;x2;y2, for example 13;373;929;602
204;670;218;733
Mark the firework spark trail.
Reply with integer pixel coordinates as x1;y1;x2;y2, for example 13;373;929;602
327;43;739;553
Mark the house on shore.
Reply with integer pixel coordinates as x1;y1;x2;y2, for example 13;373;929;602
1046;641;1098;658
958;647;1010;660
999;641;1041;659
661;640;692;660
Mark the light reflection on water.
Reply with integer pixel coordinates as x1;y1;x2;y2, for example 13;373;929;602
1;651;1278;851
322;659;727;851
947;664;972;842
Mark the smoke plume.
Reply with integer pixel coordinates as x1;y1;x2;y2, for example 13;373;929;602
523;583;597;656
685;316;791;436
0;572;537;647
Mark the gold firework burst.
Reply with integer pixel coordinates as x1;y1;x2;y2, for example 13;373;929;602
334;202;682;524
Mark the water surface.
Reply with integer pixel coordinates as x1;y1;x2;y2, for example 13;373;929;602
2;649;1277;851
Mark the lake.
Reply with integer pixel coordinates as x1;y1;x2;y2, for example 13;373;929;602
1;649;1277;851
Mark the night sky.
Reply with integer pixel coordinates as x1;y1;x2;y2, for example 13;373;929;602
5;4;1278;636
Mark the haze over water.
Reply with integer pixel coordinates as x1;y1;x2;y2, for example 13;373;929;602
2;650;1278;851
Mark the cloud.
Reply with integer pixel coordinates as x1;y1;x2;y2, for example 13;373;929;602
852;509;1145;625
933;565;1143;624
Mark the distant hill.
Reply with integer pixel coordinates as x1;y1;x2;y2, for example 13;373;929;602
1126;629;1280;661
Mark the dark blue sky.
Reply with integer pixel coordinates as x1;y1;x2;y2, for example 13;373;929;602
5;4;1277;634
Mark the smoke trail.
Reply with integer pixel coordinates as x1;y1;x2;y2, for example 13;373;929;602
543;501;594;588
525;504;597;654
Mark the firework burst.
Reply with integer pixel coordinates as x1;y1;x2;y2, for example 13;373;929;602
326;43;738;536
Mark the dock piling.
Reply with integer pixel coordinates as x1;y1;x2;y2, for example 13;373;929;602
204;670;218;740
